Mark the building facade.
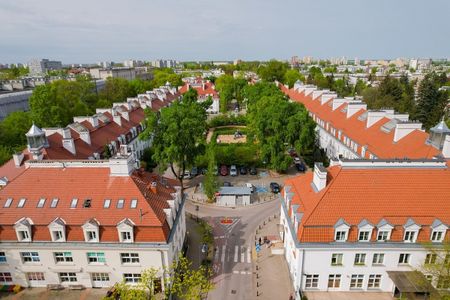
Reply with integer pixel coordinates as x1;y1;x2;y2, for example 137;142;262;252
280;159;450;299
179;78;220;113
28;59;62;75
0;154;185;289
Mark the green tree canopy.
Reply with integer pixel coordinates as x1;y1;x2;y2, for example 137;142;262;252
283;69;305;88
257;60;289;82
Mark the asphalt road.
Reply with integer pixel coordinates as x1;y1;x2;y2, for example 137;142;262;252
185;198;280;299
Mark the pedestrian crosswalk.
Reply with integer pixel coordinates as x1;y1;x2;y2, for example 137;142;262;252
215;244;253;264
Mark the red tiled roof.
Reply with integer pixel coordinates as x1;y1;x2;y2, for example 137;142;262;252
279;84;440;159
0;167;178;243
179;81;219;98
284;165;450;243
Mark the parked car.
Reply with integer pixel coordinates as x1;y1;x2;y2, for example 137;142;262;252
239;166;247;175
246;182;255;193
191;167;199;177
295;162;306;172
249;166;257;175
183;170;191;179
200;168;207;175
230;165;238;176
288;148;298;157
293;156;301;164
223;181;232;187
270;182;280;193
220;165;228;176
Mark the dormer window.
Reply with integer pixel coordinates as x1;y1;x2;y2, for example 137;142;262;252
48;218;66;242
15;217;32;242
37;198;46;208
431;231;445;242
404;231;416;242
376;219;394;242
82;219;100;243
358;219;373;242
377;231;390;241
430;219;447;243
117;218;134;243
358;231;370;241
334;218;350;242
403;218;421;243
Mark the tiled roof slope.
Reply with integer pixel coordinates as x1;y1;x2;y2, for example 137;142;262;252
179;81;218;98
284;165;450;243
279;84;440;159
0;167;178;243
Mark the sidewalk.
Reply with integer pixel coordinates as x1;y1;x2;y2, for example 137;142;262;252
253;213;295;300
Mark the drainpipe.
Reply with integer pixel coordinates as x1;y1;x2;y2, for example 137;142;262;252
298;248;305;300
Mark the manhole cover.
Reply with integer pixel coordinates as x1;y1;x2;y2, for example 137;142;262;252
231;290;237;294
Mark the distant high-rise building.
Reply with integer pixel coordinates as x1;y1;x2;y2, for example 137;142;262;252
354;57;360;65
152;59;176;68
28;59;62;75
291;56;299;66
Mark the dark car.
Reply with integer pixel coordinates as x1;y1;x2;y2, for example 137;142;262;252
249;166;257;175
239;166;247;175
295;162;306;172
190;167;199;177
223;181;232;187
220;165;228;176
270;182;280;193
200;168;207;175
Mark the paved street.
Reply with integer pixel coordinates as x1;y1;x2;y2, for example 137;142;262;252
185;199;280;299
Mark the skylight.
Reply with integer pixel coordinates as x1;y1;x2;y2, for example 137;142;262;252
83;199;92;208
17;198;26;208
50;198;59;208
4;198;13;208
103;199;111;208
130;199;138;209
117;199;124;209
70;198;78;208
37;198;46;208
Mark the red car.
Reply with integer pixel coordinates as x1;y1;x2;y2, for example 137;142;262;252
220;165;228;176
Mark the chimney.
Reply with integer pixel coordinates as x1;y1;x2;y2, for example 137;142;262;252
150;181;157;194
347;102;367;118
393;122;423;143
109;153;136;176
62;127;76;155
366;111;386;128
12;152;24;167
442;135;450;158
312;163;327;192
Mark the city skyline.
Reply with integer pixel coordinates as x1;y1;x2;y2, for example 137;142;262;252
1;0;449;63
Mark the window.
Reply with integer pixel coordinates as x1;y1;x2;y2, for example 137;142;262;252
0;272;12;283
59;272;77;282
54;252;73;263
17;198;26;208
350;274;364;289
377;231;389;241
335;231;347;241
121;253;140;264
37;198;46;208
437;276;450;289
0;252;6;263
354;253;366;265
331;253;343;266
404;230;416;242
399;253;410;264
368;274;382;288
425;253;437;265
358;231;370;241
70;198;78;208
124;273;141;283
305;274;319;288
27;272;45;281
431;231;444;242
372;253;385;265
87;231;97;242
4;198;12;208
21;252;40;263
117;199;124;209
328;274;341;288
52;230;64;242
91;273;109;282
50;198;59;208
103;199;111;208
130;199;138;209
121;231;132;242
87;252;106;263
83;199;91;208
18;230;29;241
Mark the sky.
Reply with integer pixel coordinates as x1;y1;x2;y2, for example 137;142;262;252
1;0;449;64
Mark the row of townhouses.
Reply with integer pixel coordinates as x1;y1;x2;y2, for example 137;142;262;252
278;82;450;299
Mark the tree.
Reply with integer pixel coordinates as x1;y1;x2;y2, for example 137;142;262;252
99;77;135;106
0;146;12;166
0;111;32;148
106;267;161;300
139;92;208;190
215;75;247;112
203;147;218;202
283;69;305;88
257;60;288;82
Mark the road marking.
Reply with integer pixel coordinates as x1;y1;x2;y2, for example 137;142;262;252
240;246;245;263
221;245;226;263
247;246;251;263
234;245;239;263
233;270;239;274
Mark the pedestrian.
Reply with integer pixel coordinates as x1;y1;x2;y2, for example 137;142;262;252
258;237;262;245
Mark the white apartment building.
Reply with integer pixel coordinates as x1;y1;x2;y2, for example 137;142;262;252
28;59;62;75
0;153;186;289
280;159;450;299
